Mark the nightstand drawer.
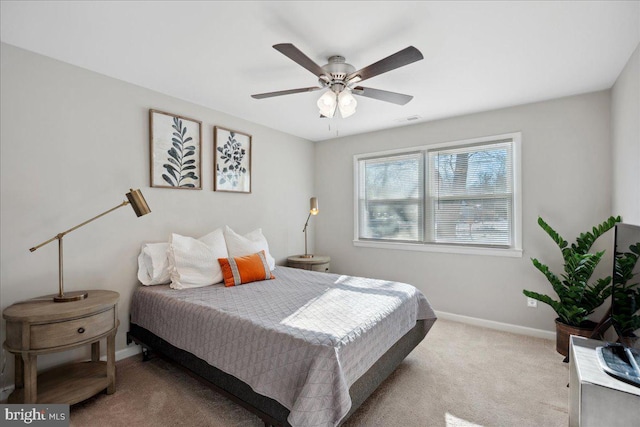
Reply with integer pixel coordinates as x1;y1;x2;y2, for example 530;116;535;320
30;308;115;350
310;263;330;273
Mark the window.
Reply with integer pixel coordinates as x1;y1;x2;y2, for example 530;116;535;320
358;152;423;241
354;133;521;256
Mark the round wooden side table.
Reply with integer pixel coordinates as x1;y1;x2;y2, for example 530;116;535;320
287;255;331;273
3;290;119;404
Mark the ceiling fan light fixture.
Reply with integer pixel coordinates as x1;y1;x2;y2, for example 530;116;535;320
317;90;337;118
338;90;357;118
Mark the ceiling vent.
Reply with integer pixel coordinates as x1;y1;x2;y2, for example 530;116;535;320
396;115;422;123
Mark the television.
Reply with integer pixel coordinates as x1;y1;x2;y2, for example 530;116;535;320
597;223;640;387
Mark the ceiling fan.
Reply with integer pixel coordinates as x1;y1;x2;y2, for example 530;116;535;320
251;43;424;118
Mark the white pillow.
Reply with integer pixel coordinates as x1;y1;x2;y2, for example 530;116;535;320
169;228;229;289
223;226;276;270
137;242;171;286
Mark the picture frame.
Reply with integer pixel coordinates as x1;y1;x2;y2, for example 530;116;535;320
149;109;202;189
214;126;252;193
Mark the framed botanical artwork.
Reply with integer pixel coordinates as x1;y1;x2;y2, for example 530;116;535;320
214;126;252;193
149;109;202;189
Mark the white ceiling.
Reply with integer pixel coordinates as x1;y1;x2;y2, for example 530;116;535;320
1;1;639;141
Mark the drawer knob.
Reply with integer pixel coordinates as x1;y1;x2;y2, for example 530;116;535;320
77;327;85;334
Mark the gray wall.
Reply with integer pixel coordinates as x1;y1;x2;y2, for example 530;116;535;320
0;44;315;384
612;43;640;224
314;91;612;332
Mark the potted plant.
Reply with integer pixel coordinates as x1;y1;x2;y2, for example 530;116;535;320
611;241;640;347
523;215;621;356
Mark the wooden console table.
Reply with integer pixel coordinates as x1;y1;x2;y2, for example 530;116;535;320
3;290;119;404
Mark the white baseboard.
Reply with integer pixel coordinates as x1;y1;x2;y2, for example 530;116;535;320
0;344;143;402
110;343;143;362
434;310;556;341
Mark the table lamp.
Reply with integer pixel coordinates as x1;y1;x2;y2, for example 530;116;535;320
302;197;318;258
29;188;151;302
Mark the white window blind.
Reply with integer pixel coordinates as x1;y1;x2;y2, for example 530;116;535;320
358;152;423;241
427;140;513;247
354;134;520;254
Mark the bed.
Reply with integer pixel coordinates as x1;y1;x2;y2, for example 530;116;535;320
127;266;437;427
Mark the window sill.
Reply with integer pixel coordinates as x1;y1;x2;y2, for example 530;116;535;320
352;239;523;258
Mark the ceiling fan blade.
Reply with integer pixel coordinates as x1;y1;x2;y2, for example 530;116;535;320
347;46;423;83
251;86;321;99
273;43;330;79
352;86;414;105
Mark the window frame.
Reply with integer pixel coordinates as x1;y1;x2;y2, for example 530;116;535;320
353;132;522;257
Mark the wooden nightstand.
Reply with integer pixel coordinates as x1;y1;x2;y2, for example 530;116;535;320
287;255;331;273
3;290;119;404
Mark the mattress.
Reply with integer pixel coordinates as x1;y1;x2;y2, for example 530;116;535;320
130;266;436;427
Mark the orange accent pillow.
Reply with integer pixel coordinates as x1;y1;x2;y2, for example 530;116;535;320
218;250;275;287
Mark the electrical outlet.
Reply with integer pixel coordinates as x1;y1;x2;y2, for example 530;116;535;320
527;297;538;308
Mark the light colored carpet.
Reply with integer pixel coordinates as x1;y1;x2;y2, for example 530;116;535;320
70;319;568;427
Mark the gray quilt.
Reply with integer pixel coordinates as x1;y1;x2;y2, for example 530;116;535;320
130;266;436;427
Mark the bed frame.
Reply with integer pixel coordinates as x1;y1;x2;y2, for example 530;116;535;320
127;318;435;426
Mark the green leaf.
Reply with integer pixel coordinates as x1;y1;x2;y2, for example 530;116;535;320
163;164;178;180
162;174;176;186
168;148;180;162
537;217;568;250
527;216;622;326
572;216;620;254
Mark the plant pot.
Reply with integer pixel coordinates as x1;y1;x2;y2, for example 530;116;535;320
555;318;597;357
